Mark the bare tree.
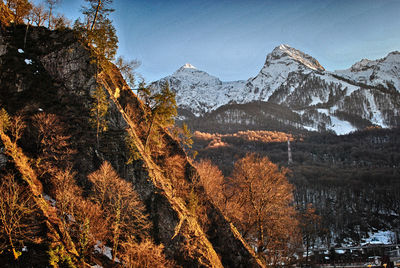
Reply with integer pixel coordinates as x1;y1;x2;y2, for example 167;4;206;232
32;113;75;172
194;159;228;212
121;237;175;268
45;0;60;29
0;173;39;260
228;153;300;264
52;13;70;29
300;204;321;265
88;161;150;261
51;168;107;264
31;3;48;26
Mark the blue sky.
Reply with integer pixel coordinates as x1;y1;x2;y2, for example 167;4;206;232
47;0;400;82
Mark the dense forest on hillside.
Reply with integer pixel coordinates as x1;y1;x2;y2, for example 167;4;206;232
178;101;310;135
191;127;400;246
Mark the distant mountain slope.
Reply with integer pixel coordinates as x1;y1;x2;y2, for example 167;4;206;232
335;51;400;90
152;45;400;134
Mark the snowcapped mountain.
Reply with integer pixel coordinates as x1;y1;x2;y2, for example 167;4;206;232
152;63;245;115
335;51;400;90
152;45;400;134
243;44;325;102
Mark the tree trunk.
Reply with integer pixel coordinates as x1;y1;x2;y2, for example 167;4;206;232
306;236;309;265
23;18;32;49
8;234;19;260
257;219;264;254
144;114;155;152
48;6;52;29
90;0;102;32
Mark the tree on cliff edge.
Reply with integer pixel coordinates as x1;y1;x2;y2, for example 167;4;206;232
77;0;118;61
74;0;118;147
143;81;177;153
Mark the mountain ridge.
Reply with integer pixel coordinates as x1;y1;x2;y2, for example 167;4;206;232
152;44;400;134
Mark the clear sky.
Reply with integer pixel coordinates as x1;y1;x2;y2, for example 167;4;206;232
45;0;400;82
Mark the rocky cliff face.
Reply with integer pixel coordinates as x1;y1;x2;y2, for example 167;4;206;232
153;45;400;135
0;24;262;267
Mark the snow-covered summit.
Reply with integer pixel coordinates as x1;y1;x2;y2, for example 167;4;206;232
172;63;221;86
243;44;325;102
182;63;196;69
153;64;244;115
175;63;197;72
267;44;325;72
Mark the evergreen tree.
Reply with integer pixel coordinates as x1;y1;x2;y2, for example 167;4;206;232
76;0;118;62
150;81;177;128
73;0;118;148
137;81;152;106
144;81;177;151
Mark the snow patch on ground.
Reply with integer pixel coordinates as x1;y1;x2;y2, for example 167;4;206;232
43;194;56;206
94;242;119;263
363;90;388;127
362;230;396;245
24;59;32;65
317;109;357;135
329;116;357;135
18;48;24;53
310;95;322;105
303;125;318;132
293;110;305;116
319;72;360;96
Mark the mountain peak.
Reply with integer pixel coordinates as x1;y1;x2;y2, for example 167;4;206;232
175;63;198;74
275;44;292;52
268;44;325;71
181;63;196;69
349;58;373;72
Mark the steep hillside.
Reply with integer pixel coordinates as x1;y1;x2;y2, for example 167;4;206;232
0;24;263;267
153;45;400;134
